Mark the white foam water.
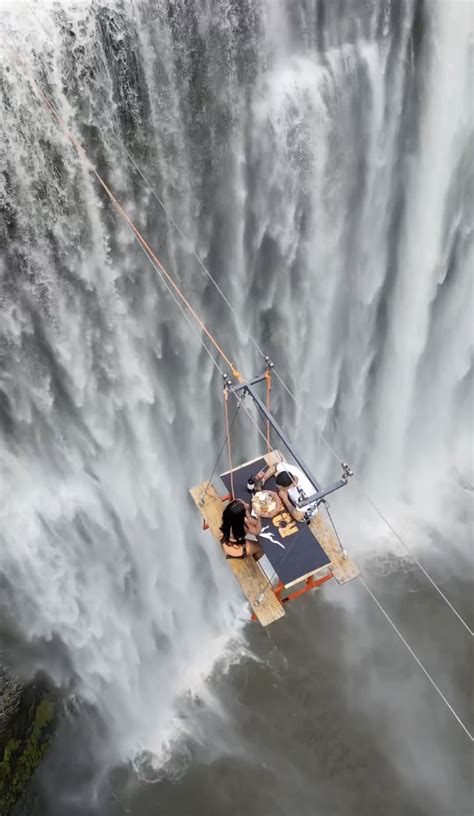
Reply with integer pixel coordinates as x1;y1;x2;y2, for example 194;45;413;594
0;0;472;770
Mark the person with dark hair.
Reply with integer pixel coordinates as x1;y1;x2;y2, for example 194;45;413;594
255;460;318;523
220;499;264;560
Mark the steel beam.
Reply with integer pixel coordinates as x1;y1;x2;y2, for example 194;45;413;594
236;381;323;491
229;375;350;508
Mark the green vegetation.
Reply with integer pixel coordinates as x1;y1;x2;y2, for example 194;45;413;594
0;696;55;814
34;699;55;730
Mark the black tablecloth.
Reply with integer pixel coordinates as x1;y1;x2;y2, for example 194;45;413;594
220;457;330;586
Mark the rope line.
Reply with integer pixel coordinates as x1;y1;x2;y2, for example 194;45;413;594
272;369;344;465
27;74;243;382
134;230;227;378
199;401;241;505
23;0;262;369
265;369;272;453
232;391;277;452
359;575;473;741
223;389;235;499
23;0;51;39
120;144;265;357
324;503;347;559
21;0;344;465
363;494;473;637
270;371;473;637
225;390;312;600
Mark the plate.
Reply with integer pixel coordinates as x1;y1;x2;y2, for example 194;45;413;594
251;490;283;518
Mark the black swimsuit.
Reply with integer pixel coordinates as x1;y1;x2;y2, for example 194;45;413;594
225;539;247;559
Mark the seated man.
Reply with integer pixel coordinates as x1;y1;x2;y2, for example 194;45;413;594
255;459;319;523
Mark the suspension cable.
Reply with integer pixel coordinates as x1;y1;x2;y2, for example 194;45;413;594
199;401;241;506
22;0;341;462
134;230;227;378
223;388;235;499
323;502;347;560
25;69;243;383
362;494;473;637
267;367;474;636
23;0;268;364
358;574;473;742
272;369;344;466
315;494;472;734
230;391;275;451
264;369;272;453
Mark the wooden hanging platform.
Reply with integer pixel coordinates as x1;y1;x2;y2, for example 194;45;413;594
190;450;358;626
189;482;285;626
220;454;332;588
308;512;359;584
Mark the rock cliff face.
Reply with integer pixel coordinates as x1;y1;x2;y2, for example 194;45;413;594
0;668;55;815
0;669;23;758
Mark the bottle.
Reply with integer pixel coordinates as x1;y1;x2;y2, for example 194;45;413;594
247;476;264;495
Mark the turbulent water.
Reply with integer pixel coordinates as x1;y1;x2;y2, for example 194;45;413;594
0;1;472;814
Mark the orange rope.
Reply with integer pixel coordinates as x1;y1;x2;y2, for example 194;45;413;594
264;369;272;453
28;75;244;383
223;388;235;498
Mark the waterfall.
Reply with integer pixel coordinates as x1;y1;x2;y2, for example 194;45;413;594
1;0;472;770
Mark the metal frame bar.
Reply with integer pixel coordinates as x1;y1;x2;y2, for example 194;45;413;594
250;571;334;620
229;369;351;508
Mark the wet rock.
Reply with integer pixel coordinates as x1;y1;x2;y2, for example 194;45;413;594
0;668;56;815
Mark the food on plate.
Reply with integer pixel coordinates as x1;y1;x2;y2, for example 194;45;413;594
251;490;283;518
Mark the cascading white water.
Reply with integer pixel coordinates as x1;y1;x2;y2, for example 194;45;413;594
0;0;472;771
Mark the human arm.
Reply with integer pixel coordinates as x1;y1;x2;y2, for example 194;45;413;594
245;511;262;536
243;502;262;535
277;488;305;522
255;463;277;485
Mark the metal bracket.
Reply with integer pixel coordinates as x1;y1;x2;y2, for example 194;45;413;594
342;462;354;480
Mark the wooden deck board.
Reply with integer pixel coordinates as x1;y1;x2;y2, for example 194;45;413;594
264;450;359;585
283;564;332;590
309;512;359;583
189;482;285;626
264;450;284;468
220;454;266;476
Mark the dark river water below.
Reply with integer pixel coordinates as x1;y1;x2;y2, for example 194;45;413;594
35;543;473;816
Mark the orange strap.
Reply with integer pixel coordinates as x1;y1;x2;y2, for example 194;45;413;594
264;369;272;453
223;388;235;499
28;75;244;384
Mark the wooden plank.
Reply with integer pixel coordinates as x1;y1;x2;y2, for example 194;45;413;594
264;450;284;468
284;564;332;590
264;450;359;585
220;454;266;477
309;512;359;584
227;559;286;625
189;482;226;539
189;482;285;626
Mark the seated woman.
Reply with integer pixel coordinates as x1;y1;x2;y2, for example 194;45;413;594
220;499;264;560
